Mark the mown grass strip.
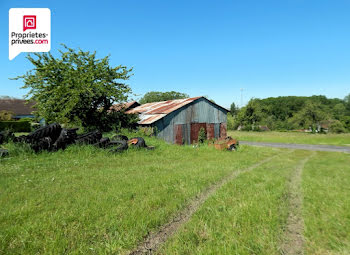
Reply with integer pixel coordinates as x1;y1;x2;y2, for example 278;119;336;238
302;151;350;254
158;150;310;255
0;136;278;254
129;154;282;254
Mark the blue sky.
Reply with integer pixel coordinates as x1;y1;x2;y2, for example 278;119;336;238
1;0;350;108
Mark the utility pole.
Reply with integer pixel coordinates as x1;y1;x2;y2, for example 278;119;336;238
240;88;243;108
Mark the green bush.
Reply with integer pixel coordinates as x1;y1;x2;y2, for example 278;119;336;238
198;127;207;144
227;114;239;130
0;121;31;132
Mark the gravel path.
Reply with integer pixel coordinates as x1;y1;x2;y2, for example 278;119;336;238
240;141;350;153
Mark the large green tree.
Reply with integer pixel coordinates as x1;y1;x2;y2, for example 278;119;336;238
12;45;133;131
139;91;189;104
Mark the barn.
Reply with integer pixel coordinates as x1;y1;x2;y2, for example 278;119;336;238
126;96;229;144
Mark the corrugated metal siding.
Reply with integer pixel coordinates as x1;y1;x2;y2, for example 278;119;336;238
152;97;227;144
214;123;220;138
206;123;215;140
220;123;227;138
174;124;183;145
183;124;190;144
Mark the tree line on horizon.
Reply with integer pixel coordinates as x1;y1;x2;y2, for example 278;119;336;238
228;95;350;133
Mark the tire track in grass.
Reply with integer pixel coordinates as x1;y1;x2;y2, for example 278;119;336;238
281;152;316;255
129;152;287;255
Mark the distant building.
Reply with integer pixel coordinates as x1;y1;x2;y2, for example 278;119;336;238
0;99;36;119
126;96;229;144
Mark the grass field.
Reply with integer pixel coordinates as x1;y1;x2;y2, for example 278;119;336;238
159;150;309;254
228;130;350;146
1;132;350;254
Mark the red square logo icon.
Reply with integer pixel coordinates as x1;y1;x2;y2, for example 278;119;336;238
23;15;36;31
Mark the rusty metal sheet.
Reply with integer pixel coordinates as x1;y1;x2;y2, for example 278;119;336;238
138;114;166;125
110;101;139;112
125;97;202;124
206;123;215;140
174;124;183;145
126;97;201;115
220;123;227;139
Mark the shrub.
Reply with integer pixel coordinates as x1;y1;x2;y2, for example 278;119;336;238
198;127;207;143
227;114;239;130
0;121;31;132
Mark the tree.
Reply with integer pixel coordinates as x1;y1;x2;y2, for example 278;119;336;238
139;91;189;104
333;103;346;120
236;99;264;130
230;102;238;116
12;45;133;131
329;120;346;133
345;93;350;112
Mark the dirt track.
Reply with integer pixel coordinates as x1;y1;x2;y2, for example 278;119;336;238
240;141;350;153
281;152;315;255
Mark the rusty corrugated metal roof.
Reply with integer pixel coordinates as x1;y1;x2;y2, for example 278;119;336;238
126;97;201;115
126;97;201;124
126;96;229;125
138;114;167;125
110;101;140;112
